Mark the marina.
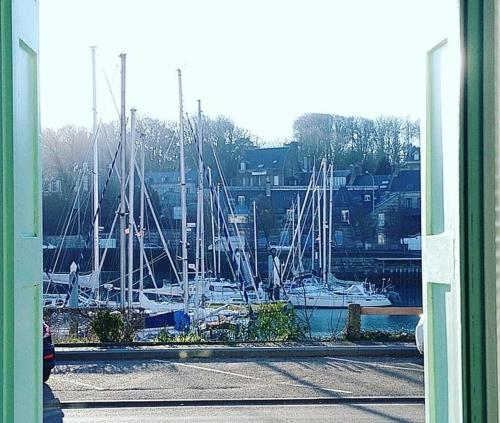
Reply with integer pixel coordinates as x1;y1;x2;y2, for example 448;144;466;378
41;47;422;343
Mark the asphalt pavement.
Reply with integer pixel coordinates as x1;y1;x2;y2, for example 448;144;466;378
44;404;425;423
43;355;425;422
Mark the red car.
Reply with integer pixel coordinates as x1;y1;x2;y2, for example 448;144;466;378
43;322;55;382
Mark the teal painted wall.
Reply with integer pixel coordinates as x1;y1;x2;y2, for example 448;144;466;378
0;0;42;421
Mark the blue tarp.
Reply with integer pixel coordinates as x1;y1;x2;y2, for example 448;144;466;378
144;311;175;329
174;311;191;332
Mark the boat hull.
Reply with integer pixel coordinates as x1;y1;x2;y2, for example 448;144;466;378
289;294;392;309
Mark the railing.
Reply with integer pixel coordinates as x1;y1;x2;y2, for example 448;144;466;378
345;304;422;340
360;306;422;315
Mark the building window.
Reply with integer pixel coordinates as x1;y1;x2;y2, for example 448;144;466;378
257;176;261;186
273;175;279;186
50;179;61;193
286;208;294;219
378;213;385;227
240;161;246;172
242;177;246;186
333;176;346;187
334;230;343;246
378;233;386;245
341;210;350;223
406;198;413;208
238;195;245;206
364;194;371;202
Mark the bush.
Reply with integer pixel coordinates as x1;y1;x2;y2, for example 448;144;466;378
248;302;304;341
155;329;203;343
89;309;144;343
90;310;124;342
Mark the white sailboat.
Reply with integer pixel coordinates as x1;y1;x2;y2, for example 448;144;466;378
288;282;392;308
283;158;394;309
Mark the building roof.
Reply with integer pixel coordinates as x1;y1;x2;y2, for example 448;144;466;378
243;146;289;171
405;145;421;162
390;170;421;192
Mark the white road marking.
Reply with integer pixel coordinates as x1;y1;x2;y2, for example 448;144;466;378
172;362;260;380
154;360;352;394
326;357;424;373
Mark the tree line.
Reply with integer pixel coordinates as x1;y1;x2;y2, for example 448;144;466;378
41;113;419;236
293;113;419;173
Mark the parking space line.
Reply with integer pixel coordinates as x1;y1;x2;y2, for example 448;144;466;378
326;357;424;373
171;362;260;380
154;359;352;394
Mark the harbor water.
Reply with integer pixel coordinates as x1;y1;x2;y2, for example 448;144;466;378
296;284;421;338
299;308;419;339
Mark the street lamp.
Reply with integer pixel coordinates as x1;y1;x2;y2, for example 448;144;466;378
365;171;375;212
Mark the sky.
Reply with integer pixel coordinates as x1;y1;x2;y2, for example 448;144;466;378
40;0;448;143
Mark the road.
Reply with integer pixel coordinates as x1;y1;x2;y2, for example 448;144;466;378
44;404;425;422
43;355;424;422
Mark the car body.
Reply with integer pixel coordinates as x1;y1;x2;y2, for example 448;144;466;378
43;322;55;382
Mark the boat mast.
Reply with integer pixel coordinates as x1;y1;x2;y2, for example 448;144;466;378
317;163;322;277
119;53;127;309
90;46;100;298
208;168;217;279
198;101;205;284
127;108;136;309
328;164;334;279
139;130;145;296
195;100;205;309
297;193;303;273
311;165;315;271
177;69;189;313
292;201;296;272
217;182;221;277
322;159;327;284
253;200;258;278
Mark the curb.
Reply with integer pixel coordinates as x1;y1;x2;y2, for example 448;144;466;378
55;345;420;361
44;396;425;410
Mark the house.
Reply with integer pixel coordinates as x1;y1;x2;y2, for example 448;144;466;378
236;142;301;187
146;170;198;220
367;169;421;249
351;173;392;211
401;146;421;171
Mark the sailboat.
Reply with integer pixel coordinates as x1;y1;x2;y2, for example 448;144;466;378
283;159;394;309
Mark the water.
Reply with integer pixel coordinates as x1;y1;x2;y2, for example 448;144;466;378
298;308;419;339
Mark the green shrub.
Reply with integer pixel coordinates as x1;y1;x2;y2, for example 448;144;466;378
155;329;203;343
248;302;304;341
155;329;174;343
89;310;124;342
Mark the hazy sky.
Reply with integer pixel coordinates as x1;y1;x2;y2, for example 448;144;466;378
40;0;447;142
